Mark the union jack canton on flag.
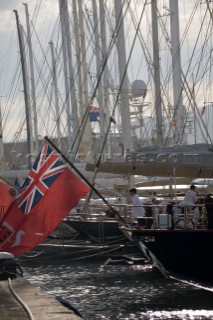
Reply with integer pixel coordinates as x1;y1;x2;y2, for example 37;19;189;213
15;144;66;214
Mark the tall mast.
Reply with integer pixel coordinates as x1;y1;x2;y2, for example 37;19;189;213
77;0;93;162
169;0;185;144
151;0;163;145
23;3;39;154
14;10;33;168
49;41;62;148
100;0;111;158
59;0;79;159
114;0;132;152
78;1;89;109
59;0;73;158
92;0;105;154
72;0;83;120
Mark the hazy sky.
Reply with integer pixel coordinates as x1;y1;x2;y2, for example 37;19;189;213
0;0;60;142
0;0;211;144
0;0;17;10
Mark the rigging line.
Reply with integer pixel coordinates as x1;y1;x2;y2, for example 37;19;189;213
93;181;124;197
30;23;53;79
26;58;52;129
83;3;118;105
159;3;200;128
55;245;125;261
0;30;16;80
2;63;21;123
195;1;213;100
180;72;212;145
47;0;110;142
188;18;211;96
165;3;209;144
77;5;109;86
193;55;213;105
128;3;146;82
178;20;211;141
128;5;155;145
164;0;201;86
84;5;102;56
32;52;52;102
156;10;175;106
193;13;212;83
101;3;117;89
159;0;201;119
83;5;111;95
128;4;171;136
87;0;147;193
46;135;128;226
3;77;28;145
28;37;67;136
59;0;94;134
85;0;130;88
129;5;163;137
0;14;15;65
4;110;25;144
70;0;132;157
32;48;60;115
31;0;43;27
19;244;125;263
78;10;105;95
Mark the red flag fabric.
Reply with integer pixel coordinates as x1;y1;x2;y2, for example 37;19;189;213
0;182;13;221
0;143;89;256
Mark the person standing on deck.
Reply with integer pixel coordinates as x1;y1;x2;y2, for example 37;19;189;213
184;184;199;227
184;185;198;204
128;188;145;227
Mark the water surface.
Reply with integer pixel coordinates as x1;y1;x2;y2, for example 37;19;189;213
22;259;213;320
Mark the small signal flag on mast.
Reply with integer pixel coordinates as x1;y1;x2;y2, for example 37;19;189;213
200;105;206;116
89;106;100;122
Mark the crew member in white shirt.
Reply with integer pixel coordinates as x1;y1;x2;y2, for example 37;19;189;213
184;185;198;204
128;188;145;227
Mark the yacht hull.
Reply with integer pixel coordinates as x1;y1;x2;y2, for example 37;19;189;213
122;228;213;285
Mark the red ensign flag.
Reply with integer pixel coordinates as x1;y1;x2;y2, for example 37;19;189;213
0;182;14;222
0;143;89;256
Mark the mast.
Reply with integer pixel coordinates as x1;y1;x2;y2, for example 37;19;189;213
49;41;62;149
169;0;185;144
114;0;132;152
76;0;93;162
72;0;83;120
100;0;111;158
59;0;79;159
59;0;73;159
14;10;33;168
151;0;163;145
92;0;105;156
23;3;39;154
78;0;89;110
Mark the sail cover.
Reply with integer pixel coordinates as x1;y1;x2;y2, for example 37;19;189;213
0;143;90;256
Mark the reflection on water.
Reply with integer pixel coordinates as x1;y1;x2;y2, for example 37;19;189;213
22;259;213;320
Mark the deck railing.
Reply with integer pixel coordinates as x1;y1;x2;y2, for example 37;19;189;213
65;202;210;230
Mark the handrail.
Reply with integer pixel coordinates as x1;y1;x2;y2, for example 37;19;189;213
66;202;209;231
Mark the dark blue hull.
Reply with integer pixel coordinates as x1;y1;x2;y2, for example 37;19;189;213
122;228;213;285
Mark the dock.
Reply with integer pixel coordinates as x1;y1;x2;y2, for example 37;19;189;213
0;276;82;320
